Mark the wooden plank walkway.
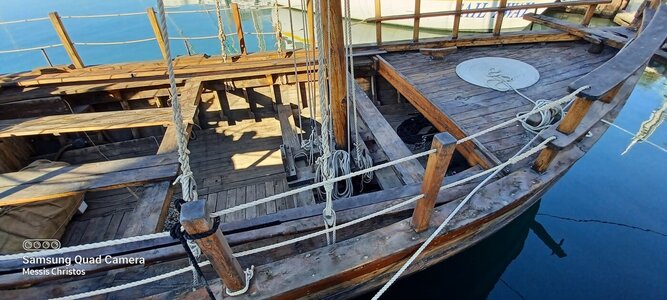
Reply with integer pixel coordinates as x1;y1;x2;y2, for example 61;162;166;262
380;42;616;162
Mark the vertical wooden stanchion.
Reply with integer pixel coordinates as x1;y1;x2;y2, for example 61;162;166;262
48;12;84;68
533;96;593;172
413;0;421;42
180;200;246;292
307;0;316;50
231;3;247;55
147;7;168;60
321;0;348;149
412;132;457;233
581;4;597;26
452;0;463;39
492;0;508;36
557;96;593;134
375;0;382;45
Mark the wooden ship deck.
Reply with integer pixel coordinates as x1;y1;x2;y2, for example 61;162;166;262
0;0;666;299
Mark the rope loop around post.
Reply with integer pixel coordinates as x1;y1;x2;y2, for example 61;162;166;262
225;265;255;296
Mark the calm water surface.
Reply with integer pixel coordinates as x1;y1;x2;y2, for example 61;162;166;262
1;1;665;299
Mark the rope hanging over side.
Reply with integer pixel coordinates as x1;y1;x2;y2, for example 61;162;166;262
273;1;286;54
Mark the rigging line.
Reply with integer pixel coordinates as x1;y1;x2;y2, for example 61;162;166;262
0;44;62;54
60;12;146;19
0;17;49;25
214;0;228;61
73;37;156;46
287;0;305;141
372;135;554;300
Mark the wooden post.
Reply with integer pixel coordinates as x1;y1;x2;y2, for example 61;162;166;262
412;132;457;233
180;200;246;292
321;0;348;149
492;0;508;36
556;97;592;134
147;7;168;60
532;146;558;173
452;0;463;39
307;0;316;50
48;12;84;68
375;0;382;45
413;0;421;42
533;96;593;172
231;3;247;55
581;4;597;26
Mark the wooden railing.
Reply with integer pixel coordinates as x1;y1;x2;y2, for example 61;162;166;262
1;0;616;70
532;1;667;173
365;0;611;44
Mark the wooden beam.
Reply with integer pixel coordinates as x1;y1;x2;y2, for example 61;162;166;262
0;155;179;206
307;0;316;49
147;7;168;60
557;97;593;134
365;0;612;22
581;4;597;26
354;81;425;184
231;3;247;55
493;0;508;36
0;108;186;138
375;0;382;45
373;55;492;169
180;200;246;292
323;0;348;149
523;13;627;48
452;0;463;39
48;12;84;68
413;0;421;42
412;132;456;232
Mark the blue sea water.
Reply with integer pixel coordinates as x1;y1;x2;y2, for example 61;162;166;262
0;1;665;299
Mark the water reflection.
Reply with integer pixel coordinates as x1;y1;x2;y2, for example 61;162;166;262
359;201;546;300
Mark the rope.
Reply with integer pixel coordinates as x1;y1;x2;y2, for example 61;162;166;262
458;85;590;144
156;0;203;288
73;37;156;46
344;0;373;187
46;134;553;300
210;148;435;217
273;1;286;54
225;266;255;296
214;0;228;62
0;44;62;54
372;136;554;300
487;69;566;134
156;0;198;204
60;12;146;19
0;17;49;25
49;260;211;300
